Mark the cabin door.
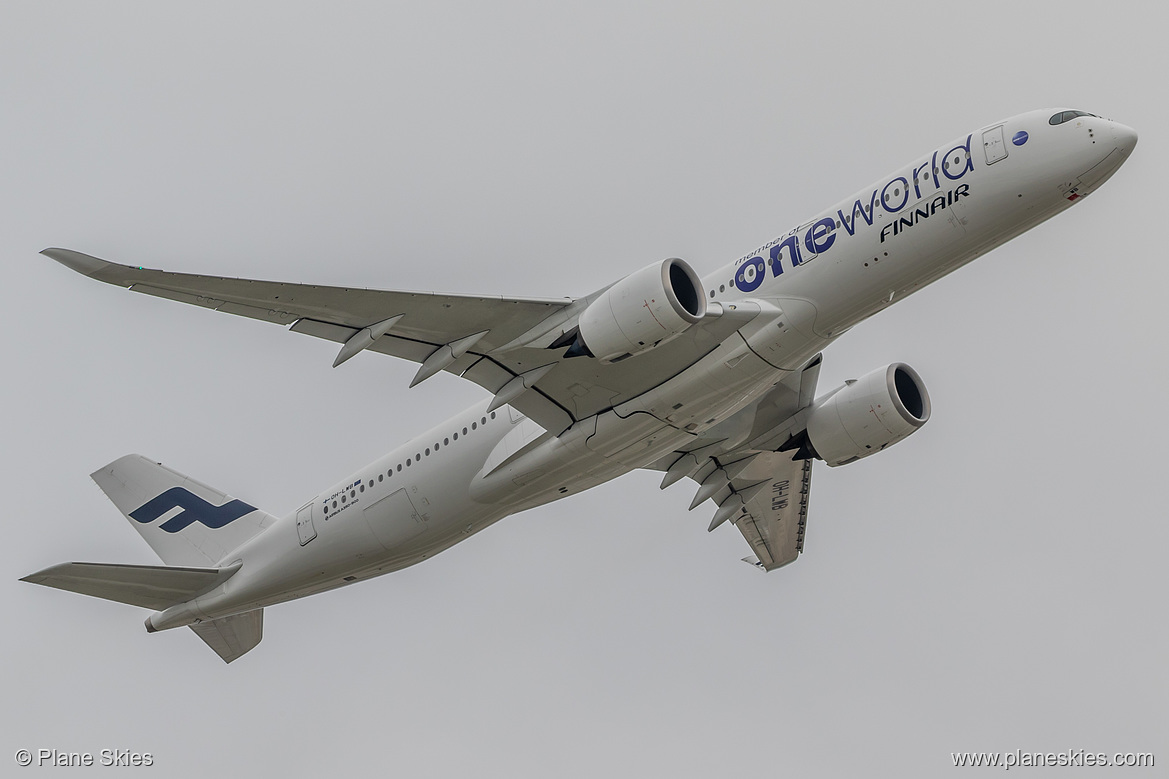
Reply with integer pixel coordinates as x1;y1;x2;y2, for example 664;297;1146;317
983;125;1008;165
296;503;317;546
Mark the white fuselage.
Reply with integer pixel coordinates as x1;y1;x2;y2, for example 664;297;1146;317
148;108;1136;631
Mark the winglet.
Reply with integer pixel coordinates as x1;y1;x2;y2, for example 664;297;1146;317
41;248;114;277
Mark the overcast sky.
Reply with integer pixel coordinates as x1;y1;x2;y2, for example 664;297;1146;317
3;2;1165;776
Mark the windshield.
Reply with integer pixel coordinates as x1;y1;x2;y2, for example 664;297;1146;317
1049;110;1098;125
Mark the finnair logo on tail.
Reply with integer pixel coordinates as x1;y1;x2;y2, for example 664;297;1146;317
130;488;256;533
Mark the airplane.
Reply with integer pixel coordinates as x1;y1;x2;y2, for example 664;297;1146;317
23;108;1137;663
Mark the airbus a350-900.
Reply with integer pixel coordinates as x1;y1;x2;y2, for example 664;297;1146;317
23;108;1136;662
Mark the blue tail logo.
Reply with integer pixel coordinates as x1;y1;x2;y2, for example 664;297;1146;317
130;488;256;533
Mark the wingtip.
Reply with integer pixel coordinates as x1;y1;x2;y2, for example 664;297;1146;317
41;248;112;277
19;563;66;584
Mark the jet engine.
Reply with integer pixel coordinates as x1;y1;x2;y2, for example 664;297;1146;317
565;258;706;362
804;363;931;466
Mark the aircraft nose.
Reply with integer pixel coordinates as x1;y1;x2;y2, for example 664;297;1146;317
1111;121;1138;155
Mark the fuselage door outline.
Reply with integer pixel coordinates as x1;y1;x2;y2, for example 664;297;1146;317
296;502;317;546
983;125;1008;165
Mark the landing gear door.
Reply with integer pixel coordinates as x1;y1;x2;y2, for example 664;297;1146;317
296;503;317;546
983;125;1007;165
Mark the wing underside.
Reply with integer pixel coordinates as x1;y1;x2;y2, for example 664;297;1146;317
45;248;750;434
650;357;821;570
731;454;812;570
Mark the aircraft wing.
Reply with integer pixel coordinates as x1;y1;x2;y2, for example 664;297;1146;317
669;448;813;572
651;356;820;570
46;248;752;434
728;453;812;571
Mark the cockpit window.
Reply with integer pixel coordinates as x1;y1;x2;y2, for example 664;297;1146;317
1049;110;1098;125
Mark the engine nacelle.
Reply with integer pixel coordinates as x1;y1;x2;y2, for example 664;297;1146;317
574;258;706;362
805;363;931;466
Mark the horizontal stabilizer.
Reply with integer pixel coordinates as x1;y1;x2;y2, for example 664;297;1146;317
21;561;239;610
190;609;263;664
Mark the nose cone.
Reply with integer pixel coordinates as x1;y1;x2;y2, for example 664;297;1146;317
1111;122;1138;157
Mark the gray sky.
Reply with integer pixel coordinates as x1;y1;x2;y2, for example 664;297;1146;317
3;2;1165;776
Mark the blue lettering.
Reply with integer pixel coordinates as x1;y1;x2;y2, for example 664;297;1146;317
942;134;974;180
881;177;910;213
837;191;877;236
804;217;837;255
769;234;802;276
735;257;767;292
912;160;930;199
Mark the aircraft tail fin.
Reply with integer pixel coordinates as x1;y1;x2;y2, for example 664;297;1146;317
20;561;239;610
189;609;263;663
91;454;278;566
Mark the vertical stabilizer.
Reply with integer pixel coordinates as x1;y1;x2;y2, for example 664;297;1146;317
91;454;277;567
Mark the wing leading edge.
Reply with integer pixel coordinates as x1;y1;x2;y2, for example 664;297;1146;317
44;248;756;434
44;248;580;430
